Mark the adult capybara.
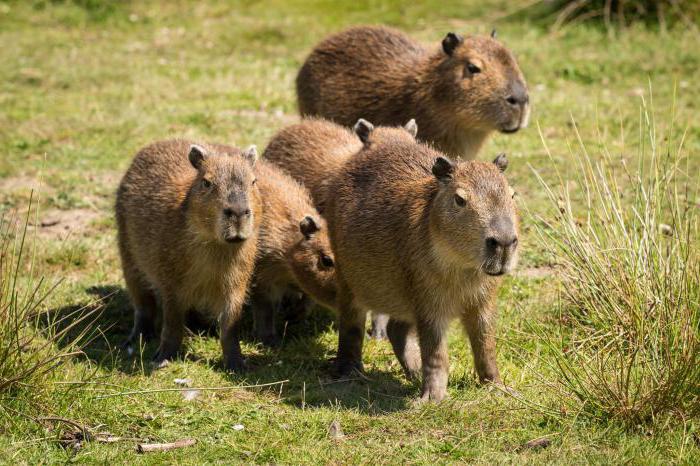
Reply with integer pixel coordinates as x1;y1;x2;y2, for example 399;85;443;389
297;26;529;159
324;119;519;401
116;139;261;371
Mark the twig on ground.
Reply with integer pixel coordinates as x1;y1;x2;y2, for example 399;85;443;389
93;380;289;399
136;438;197;453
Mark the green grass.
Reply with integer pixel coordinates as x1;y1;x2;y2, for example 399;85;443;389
0;0;698;463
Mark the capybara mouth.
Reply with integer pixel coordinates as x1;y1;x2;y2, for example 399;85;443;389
499;126;521;134
485;270;505;276
225;235;246;243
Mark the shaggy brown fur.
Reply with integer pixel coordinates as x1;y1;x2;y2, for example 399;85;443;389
297;26;529;159
262;118;407;339
323;120;520;401
262;118;362;214
116;139;261;371
251;158;337;346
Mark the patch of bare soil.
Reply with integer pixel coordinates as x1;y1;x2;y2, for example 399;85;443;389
30;208;103;240
0;175;49;194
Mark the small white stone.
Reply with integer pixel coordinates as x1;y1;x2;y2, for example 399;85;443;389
233;424;245;431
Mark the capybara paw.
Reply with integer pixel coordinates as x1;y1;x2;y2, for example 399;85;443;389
259;334;281;348
368;326;387;340
417;385;448;403
152;347;178;368
332;359;364;379
224;356;248;373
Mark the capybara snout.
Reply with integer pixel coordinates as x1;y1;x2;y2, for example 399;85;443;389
483;215;519;276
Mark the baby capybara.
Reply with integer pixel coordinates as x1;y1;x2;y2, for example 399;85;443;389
116;139;261;371
251;159;337;346
297;26;529;159
324;119;519;401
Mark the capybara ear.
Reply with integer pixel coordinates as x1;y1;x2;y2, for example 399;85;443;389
404;119;418;138
353;118;374;145
432;156;455;182
299;215;320;239
189;144;207;170
442;32;463;56
491;28;497;38
242;145;258;166
493;153;508;172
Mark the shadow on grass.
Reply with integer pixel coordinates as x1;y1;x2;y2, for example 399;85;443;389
42;283;413;414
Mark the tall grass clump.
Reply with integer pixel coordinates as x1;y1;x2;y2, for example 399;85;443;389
523;0;700;29
0;200;96;405
531;98;699;428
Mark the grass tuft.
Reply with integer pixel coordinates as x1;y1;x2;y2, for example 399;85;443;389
0;197;99;405
530;96;700;427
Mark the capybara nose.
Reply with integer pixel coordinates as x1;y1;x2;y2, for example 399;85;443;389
486;235;518;250
506;81;528;107
223;207;251;218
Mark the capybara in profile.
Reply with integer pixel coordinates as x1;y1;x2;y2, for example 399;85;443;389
324;119;519;401
262;118;415;339
116;139;261;371
297;26;529;159
251;159;337;346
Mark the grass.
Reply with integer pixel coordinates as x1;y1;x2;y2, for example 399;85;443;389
530;98;699;426
0;0;698;463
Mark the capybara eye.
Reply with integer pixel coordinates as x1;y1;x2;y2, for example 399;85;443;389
321;254;334;268
201;178;212;189
466;62;481;74
251;178;257;186
454;193;466;207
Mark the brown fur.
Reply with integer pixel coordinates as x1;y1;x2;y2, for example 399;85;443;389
262;118;362;213
116;139;261;371
262;118;391;338
249;158;337;346
297;26;529;159
323;123;520;401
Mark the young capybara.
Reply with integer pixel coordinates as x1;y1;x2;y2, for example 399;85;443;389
296;26;529;159
262;118;415;339
250;159;337;346
116;139;261;371
323;119;519;401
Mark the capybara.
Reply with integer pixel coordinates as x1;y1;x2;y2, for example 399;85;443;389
251;159;337;346
116;139;261;371
323;119;519;401
262;118;415;339
297;26;529;159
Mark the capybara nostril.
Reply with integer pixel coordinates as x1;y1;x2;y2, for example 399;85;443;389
486;237;500;250
224;208;234;218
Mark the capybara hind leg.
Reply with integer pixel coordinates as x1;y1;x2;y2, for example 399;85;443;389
154;297;185;365
252;287;280;347
417;318;449;402
461;307;500;384
369;312;389;340
220;305;246;372
123;266;158;345
387;318;421;380
334;292;366;377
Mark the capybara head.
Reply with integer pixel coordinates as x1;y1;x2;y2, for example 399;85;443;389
286;215;337;307
432;31;529;135
187;144;260;244
430;152;519;276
